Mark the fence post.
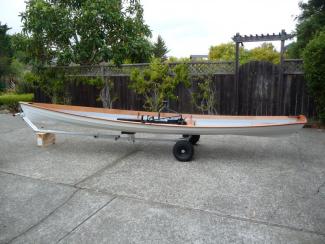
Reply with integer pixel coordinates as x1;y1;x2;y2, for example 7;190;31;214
277;30;286;115
235;41;240;115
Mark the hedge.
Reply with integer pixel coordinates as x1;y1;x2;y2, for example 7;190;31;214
0;93;34;111
303;31;325;123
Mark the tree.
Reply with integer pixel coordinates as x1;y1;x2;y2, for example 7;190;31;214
303;31;325;122
168;56;190;62
209;43;238;62
20;0;152;66
289;0;325;58
209;42;280;64
153;35;169;59
10;33;31;64
249;43;280;64
130;58;190;111
0;23;13;78
209;42;251;63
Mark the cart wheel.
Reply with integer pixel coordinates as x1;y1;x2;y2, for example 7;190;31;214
173;140;194;162
189;135;200;145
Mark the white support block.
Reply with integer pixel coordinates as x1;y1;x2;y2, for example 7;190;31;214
36;133;56;147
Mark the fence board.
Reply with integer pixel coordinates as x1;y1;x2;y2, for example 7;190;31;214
34;61;317;117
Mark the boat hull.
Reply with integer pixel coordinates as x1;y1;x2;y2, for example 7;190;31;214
20;103;306;137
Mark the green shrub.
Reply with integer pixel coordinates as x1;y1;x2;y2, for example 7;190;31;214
192;75;218;114
303;31;325;123
0;93;34;112
130;58;190;111
0;81;6;92
15;80;34;94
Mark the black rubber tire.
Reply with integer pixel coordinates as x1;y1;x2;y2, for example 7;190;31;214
189;135;200;145
173;140;194;162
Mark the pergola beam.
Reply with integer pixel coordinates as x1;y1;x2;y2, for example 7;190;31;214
232;30;295;43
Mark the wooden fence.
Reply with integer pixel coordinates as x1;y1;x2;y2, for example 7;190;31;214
34;60;317;117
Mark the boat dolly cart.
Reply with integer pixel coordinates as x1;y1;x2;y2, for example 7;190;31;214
18;113;200;162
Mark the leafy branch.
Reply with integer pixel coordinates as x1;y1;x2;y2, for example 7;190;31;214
99;78;117;109
129;58;190;111
192;75;218;114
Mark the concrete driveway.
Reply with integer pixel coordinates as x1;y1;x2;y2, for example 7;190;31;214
0;113;324;244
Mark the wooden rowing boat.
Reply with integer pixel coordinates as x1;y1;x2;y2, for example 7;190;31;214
19;102;306;137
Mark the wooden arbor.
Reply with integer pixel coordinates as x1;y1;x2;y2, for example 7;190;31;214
232;30;294;114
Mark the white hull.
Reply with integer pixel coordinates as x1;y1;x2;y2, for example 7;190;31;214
20;103;306;137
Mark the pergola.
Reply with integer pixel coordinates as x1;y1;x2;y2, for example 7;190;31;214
232;29;295;114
